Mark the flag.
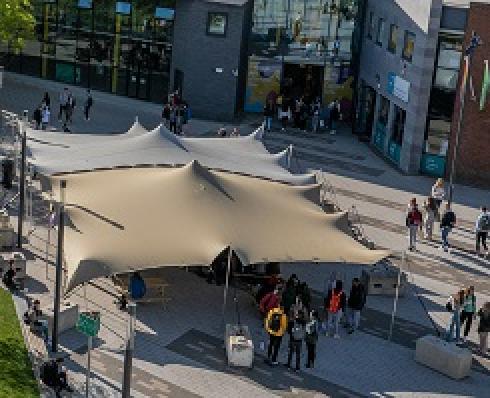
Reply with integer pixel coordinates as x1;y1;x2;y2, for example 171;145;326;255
480;60;489;111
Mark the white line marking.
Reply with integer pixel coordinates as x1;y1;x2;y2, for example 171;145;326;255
198;341;216;349
185;343;204;352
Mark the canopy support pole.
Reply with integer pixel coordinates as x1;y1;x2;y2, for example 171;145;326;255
388;251;404;341
221;246;232;333
17;111;28;248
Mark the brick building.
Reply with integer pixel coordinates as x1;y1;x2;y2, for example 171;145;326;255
448;1;490;188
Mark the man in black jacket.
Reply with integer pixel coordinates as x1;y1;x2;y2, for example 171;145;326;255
287;310;306;371
347;278;366;334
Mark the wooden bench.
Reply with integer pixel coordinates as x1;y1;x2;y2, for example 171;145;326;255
113;275;171;309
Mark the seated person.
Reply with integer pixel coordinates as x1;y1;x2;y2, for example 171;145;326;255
2;261;16;290
40;358;72;397
24;300;48;341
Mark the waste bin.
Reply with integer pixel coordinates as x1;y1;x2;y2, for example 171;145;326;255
2;158;13;189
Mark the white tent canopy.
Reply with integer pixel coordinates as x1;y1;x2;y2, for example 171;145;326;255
50;161;389;291
27;122;315;186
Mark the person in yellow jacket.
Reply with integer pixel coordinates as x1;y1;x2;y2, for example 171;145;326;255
265;304;288;365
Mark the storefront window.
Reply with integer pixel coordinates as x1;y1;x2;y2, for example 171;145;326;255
376;18;384;46
425;34;463;156
392;104;406;146
378;95;389;126
388;24;397;53
402;31;415;62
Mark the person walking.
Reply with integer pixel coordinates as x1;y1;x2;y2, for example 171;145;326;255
431;178;445;219
259;288;280;319
460;286;476;342
289;295;305;319
305;310;319;368
475;206;489;256
406;198;422;251
58;87;69;121
446;290;465;343
329;99;340;135
423;196;437;240
263;99;274;132
41;105;50;130
279;101;290;132
325;280;346;338
347;277;366;334
84;89;93;121
162;103;171;128
265;304;287;366
440;202;456;252
42;91;51;108
311;101;320;133
477;302;490;355
281;279;296;317
33;106;42;129
287;310;306;371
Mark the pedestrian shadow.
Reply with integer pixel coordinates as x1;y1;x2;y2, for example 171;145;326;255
416;248;489;278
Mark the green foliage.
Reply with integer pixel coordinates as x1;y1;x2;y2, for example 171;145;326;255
0;0;36;49
0;287;39;398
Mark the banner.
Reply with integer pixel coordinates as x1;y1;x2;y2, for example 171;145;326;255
480;60;489;111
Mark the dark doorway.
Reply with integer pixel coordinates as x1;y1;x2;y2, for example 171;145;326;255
174;69;184;98
357;83;376;140
282;63;323;102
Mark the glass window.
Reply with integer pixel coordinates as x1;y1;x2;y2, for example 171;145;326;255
376;18;384;46
392;105;406;145
378;95;389;126
388;24;398;53
403;31;415;62
367;11;374;39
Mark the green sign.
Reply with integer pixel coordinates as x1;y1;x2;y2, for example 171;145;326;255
420;153;446;177
76;312;100;337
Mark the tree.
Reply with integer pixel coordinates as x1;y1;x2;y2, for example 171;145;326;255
0;0;35;50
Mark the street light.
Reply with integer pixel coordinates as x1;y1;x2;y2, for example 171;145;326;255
17;110;28;248
447;31;482;204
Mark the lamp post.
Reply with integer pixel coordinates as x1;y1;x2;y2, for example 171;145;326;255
122;302;136;398
17;110;28;248
447;31;482;204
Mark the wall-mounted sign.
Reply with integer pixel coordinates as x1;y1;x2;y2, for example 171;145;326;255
420;153;446;177
387;72;410;103
116;2;131;15
155;7;175;20
207;12;227;36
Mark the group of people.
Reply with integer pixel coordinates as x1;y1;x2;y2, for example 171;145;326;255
161;91;190;135
446;286;490;355
406;178;489;255
32;87;94;132
264;95;341;134
260;274;366;371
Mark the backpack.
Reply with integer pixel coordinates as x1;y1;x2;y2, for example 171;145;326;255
328;292;341;313
129;276;146;299
478;214;490;231
291;321;305;341
268;313;282;333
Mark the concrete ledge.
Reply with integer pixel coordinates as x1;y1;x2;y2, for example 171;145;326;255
415;335;472;379
361;265;407;296
44;302;79;336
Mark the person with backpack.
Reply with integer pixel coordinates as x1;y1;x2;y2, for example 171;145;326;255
305;310;319;368
84;89;93;121
406;198;423;251
265;303;287;366
446;289;465;343
259;288;280;319
460;286;476;343
287;310;306;371
477;302;490;355
325;280;346;338
440;202;456;252
475;206;489;256
347;277;366;334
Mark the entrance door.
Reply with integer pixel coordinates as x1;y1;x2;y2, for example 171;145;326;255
358;84;376;139
282;63;323;102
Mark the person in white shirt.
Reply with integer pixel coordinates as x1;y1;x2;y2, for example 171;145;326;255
41;106;50;130
475;206;489;256
431;178;445;220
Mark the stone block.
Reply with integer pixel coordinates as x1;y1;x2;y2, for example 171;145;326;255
0;227;15;248
361;265;407;297
0;252;26;279
44;302;79;336
0;210;10;228
415;335;472;379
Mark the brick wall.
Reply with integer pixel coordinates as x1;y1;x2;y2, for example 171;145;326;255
448;3;490;188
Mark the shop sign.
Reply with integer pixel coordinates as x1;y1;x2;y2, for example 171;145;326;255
420;153;446;177
387;140;401;164
76;312;100;337
387;72;410;103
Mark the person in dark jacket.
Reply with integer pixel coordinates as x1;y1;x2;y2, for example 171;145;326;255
305;310;319;368
440;202;456;252
33;106;42;129
325;280;346;338
263;99;274;132
287;310;306;371
347;278;366;334
477;302;490;355
2;261;16;290
281;279;296;316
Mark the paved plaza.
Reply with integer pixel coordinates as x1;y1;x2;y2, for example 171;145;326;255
1;72;489;397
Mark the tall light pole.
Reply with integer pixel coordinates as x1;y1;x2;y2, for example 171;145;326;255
17;110;28;248
122;302;136;398
447;31;482;204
